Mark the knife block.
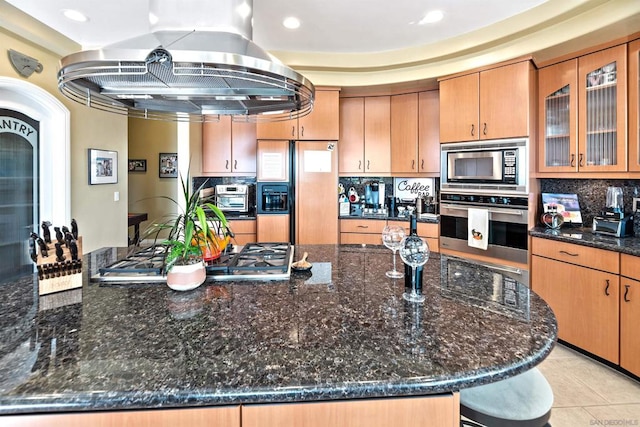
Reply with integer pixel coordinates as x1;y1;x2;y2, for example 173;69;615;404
37;236;83;295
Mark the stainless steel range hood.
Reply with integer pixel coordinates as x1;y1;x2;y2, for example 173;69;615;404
57;0;314;122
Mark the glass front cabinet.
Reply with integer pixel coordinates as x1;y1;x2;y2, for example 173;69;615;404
538;44;627;173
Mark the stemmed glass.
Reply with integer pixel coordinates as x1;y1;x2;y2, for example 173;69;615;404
382;225;406;278
399;235;430;303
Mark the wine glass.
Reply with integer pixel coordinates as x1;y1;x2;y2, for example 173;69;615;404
399;235;430;303
382;225;406;278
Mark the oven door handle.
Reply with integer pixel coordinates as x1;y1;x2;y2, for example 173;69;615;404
477;263;523;276
441;204;524;217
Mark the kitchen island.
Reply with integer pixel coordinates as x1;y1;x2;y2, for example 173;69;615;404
0;244;557;426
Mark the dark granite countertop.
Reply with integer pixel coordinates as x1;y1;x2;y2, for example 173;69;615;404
530;226;640;256
0;245;555;415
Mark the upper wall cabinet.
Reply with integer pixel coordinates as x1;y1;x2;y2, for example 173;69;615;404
202;116;256;175
538;44;627;173
439;60;533;143
391;91;440;175
629;39;640;172
256;89;340;140
339;96;391;174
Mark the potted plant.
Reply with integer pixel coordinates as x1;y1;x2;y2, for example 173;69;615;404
144;173;233;291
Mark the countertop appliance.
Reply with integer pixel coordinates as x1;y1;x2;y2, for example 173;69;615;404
215;184;250;213
441;138;528;194
439;192;529;266
593;186;634;237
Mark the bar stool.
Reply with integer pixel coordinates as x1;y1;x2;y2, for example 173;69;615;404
460;367;553;427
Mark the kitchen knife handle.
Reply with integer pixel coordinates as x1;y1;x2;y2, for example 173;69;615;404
570;154;575;167
605;279;610;296
624;284;631;302
470;124;475;137
559;250;578;257
483;122;487;136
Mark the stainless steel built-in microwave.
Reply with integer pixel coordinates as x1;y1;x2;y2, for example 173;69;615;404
440;138;528;194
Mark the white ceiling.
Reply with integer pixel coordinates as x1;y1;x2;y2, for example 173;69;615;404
5;0;547;53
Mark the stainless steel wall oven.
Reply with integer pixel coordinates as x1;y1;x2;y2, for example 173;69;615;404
439;192;529;266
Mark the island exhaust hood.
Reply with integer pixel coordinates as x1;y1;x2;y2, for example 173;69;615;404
57;0;315;122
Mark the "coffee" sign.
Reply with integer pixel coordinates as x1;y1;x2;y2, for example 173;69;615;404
393;178;434;199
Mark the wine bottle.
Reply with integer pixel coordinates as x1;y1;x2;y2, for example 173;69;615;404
404;214;423;294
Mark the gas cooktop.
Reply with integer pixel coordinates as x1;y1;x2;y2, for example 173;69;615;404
91;242;294;283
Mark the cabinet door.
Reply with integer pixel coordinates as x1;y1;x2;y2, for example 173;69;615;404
364;96;391;173
231;121;257;173
339;97;365;173
577;44;627;172
479;61;531;140
391;93;419;174
532;255;619;363
202;116;232;173
299;90;340;140
620;277;640;377
257;214;290;242
629;39;640;172
257;140;289;181
439;73;479;143
538;59;578;172
256;118;297;140
418;91;440;173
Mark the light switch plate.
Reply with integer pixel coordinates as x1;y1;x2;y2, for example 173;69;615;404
633;197;640;212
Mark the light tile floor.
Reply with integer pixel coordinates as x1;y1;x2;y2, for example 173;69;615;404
538;343;640;426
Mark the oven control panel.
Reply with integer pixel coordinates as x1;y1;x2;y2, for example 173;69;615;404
440;193;528;208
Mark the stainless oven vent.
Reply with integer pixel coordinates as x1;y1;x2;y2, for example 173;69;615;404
57;0;314;123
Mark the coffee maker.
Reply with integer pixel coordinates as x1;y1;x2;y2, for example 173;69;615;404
593;186;634;237
363;181;387;216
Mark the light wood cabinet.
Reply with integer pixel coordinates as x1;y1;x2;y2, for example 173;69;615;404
0;406;240;427
620;253;640;377
531;238;619;363
391;93;419;173
227;219;257;246
202;116;256;174
242;394;459;427
629;39;640;172
439;60;532;143
339;219;385;245
257;214;290;243
256;90;339;141
257;140;289;181
339;96;391;174
418;91;440;174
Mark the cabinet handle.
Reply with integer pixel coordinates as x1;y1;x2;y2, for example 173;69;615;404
624;284;631;302
483;122;487;136
301;126;304;137
225;160;230;170
570;154;575;167
421;159;424;170
470;124;475;137
291;126;295;137
579;153;584;167
367;160;370;170
559;250;578;257
412;160;415;170
357;225;369;229
358;160;362;170
605;279;610;296
234;160;237;170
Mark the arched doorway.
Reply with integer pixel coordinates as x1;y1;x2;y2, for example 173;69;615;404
0;77;70;280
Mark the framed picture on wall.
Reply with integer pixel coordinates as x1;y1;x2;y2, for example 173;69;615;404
88;148;118;184
128;159;147;172
159;153;178;178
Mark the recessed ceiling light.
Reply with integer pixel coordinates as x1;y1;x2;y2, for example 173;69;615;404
283;16;301;30
236;2;252;19
419;10;444;25
61;9;88;23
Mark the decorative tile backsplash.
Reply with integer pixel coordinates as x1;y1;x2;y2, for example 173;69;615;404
539;179;640;226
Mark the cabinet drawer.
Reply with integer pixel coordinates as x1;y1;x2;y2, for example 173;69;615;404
227;220;256;234
531;237;619;273
340;219;387;234
340;232;383;245
417;222;439;238
621;253;640;280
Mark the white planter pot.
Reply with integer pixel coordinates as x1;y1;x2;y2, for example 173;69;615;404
166;261;206;291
